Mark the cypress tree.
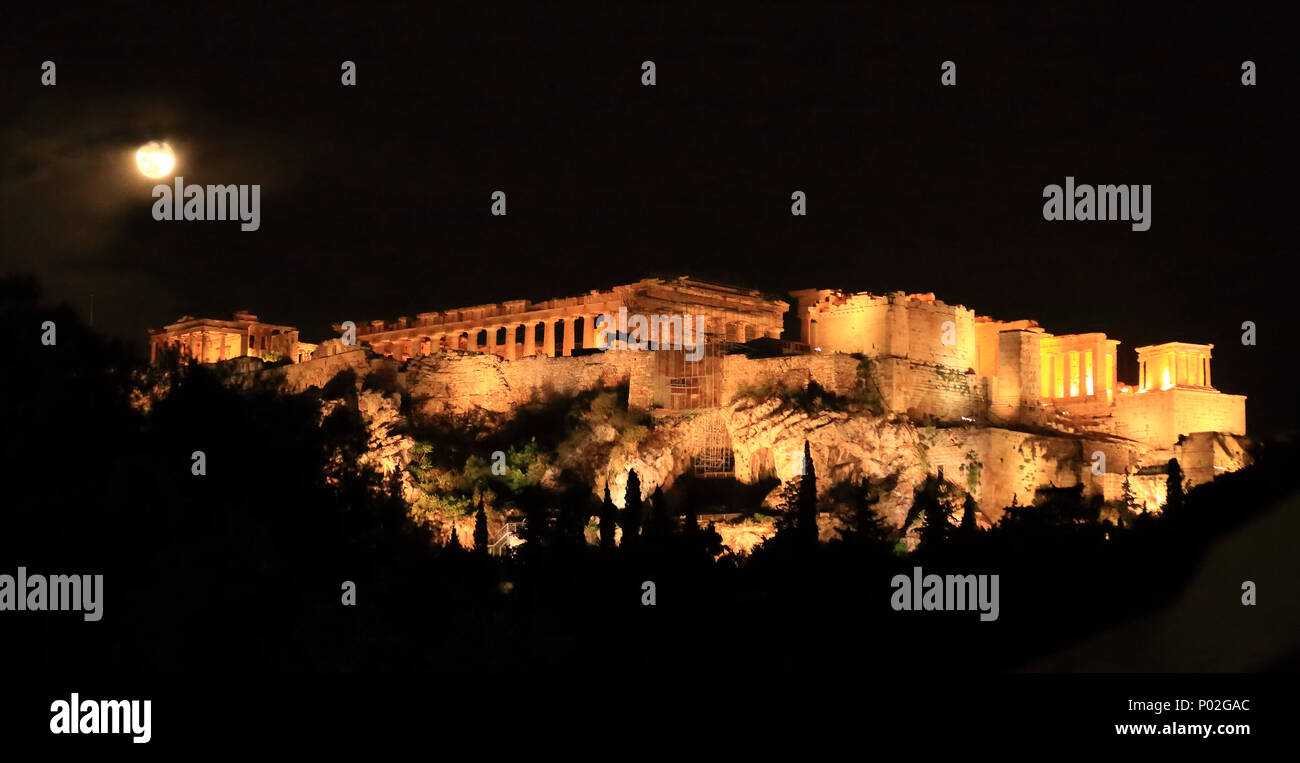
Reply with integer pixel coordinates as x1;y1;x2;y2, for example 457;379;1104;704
622;469;643;544
796;440;818;543
1121;475;1139;513
1165;458;1187;516
916;474;951;549
599;484;617;549
961;492;978;534
473;498;489;554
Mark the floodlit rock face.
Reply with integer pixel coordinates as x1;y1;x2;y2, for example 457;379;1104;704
405;350;654;423
355;389;413;479
319;388;417;498
170;338;1250;554
722;399;924;525
407;351;515;417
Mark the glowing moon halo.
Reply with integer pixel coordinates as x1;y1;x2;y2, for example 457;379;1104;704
135;141;176;178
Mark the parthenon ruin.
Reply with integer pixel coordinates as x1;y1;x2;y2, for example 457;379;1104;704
336;277;787;362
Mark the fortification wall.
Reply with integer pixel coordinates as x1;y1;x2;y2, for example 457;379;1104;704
1173;431;1251;487
922;427;1154;520
721;353;860;402
925;428;1082;518
237;347;378;394
1113;388;1246;448
811;300;889;354
404;349;654;422
902;299;977;370
802;292;978;372
991;329;1042;424
1095;473;1167;511
868;357;987;422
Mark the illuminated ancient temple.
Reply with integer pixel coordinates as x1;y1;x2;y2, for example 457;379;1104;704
148;311;316;364
342;277;788;362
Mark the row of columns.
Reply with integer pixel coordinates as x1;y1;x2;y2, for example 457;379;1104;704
153;329;247;364
1139;351;1211;391
378;314;610;361
373;314;777;362
1041;348;1116;401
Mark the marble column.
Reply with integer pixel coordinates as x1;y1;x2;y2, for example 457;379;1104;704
485;326;498;357
582;315;596;350
466;330;478;353
543;320;556;357
562;317;576;356
524;322;536;357
506;323;521;360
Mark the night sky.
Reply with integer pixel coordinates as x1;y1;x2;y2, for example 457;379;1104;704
2;2;1293;433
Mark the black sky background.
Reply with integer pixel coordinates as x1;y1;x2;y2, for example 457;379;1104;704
1;1;1295;434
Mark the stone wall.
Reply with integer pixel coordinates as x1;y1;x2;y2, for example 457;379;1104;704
1112;388;1246;448
1173;431;1251;487
921;426;1158;520
277;348;380;393
405;349;655;422
902;297;977;370
223;347;379;394
991;329;1042;424
797;291;979;372
1096;473;1167;511
720;353;860;402
870;357;987;423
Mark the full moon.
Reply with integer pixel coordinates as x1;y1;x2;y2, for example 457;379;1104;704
135;141;176;178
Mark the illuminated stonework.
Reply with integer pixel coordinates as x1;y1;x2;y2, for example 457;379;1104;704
149;277;1250;528
791;287;1245;449
342;277;788;362
148;311;316;365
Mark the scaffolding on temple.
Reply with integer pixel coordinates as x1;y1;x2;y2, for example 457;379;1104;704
650;341;735;477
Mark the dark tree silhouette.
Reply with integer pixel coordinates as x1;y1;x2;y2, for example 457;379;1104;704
473;499;489;554
1121;475;1139;513
961;493;979;534
622;469;643;545
599;485;617;549
701;521;725;557
1165;458;1187;516
836;475;896;547
796;440;818;543
683;498;699;536
648;486;671;539
915;473;951;549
